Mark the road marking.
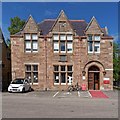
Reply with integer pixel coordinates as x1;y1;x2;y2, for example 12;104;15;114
63;92;71;95
88;91;92;98
53;91;59;98
78;91;80;97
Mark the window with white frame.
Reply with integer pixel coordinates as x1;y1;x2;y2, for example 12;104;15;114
67;42;73;53
87;35;100;53
67;34;73;40
53;34;73;53
25;34;38;53
25;64;38;84
94;35;100;41
60;34;66;40
60;41;66;53
53;65;73;85
53;34;59;40
54;42;59;53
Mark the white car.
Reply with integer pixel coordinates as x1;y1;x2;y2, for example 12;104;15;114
8;78;31;93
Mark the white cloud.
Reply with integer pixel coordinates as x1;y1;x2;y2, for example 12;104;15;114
112;33;120;43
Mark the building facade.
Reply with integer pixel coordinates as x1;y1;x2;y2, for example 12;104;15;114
0;28;11;91
11;10;113;91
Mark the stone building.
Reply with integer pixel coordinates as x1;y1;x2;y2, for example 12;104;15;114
0;28;11;91
10;10;113;91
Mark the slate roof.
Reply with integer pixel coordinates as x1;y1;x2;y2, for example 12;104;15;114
38;19;88;36
15;19;111;37
37;19;111;37
38;20;55;35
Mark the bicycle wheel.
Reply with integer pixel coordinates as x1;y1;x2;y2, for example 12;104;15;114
68;86;73;92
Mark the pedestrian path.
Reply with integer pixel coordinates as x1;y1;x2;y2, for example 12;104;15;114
79;91;91;98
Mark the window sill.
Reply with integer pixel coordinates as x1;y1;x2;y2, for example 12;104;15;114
68;83;72;85
61;83;66;85
54;83;59;85
30;83;39;85
53;52;73;54
88;52;100;54
24;52;38;54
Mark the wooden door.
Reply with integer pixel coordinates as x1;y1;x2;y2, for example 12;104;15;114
94;73;99;90
88;72;94;90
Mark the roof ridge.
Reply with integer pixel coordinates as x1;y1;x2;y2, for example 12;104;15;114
41;19;85;22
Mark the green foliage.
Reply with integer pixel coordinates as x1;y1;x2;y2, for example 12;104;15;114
8;16;25;35
113;42;120;81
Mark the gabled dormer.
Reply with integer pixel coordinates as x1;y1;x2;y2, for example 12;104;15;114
21;15;39;53
22;15;38;33
51;10;74;33
85;16;103;35
85;17;104;54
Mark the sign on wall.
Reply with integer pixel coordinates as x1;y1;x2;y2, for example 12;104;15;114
103;78;110;84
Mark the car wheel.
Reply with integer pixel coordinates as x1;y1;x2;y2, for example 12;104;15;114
29;87;32;92
22;88;25;93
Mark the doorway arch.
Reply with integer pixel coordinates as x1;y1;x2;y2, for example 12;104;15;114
88;65;100;90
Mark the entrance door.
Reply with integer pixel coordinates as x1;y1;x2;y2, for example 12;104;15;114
94;73;99;90
88;72;94;90
88;66;100;90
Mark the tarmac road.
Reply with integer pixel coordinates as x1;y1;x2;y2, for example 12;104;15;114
2;90;118;118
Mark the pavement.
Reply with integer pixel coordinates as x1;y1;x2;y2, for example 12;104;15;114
2;90;118;118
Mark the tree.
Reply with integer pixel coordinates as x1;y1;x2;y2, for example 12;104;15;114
113;42;120;83
8;16;25;35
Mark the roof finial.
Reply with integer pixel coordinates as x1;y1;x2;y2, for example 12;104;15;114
60;9;65;14
92;16;95;19
105;26;108;35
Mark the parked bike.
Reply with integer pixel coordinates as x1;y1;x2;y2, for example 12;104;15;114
68;82;81;92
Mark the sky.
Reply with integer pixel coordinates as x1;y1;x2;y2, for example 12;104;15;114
1;2;119;42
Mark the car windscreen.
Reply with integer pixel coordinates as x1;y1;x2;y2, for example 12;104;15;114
11;79;24;84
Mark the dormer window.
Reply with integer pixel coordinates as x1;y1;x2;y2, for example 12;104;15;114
87;34;100;53
25;34;38;53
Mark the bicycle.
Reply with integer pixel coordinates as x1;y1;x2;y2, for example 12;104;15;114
68;82;81;92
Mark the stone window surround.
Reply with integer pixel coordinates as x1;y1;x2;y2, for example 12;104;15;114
24;33;38;53
53;34;73;54
87;34;101;54
25;63;39;85
53;65;73;85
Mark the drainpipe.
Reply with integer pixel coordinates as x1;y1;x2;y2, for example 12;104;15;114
45;36;47;91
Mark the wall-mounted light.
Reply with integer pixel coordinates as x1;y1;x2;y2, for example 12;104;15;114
82;70;86;76
103;71;106;76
